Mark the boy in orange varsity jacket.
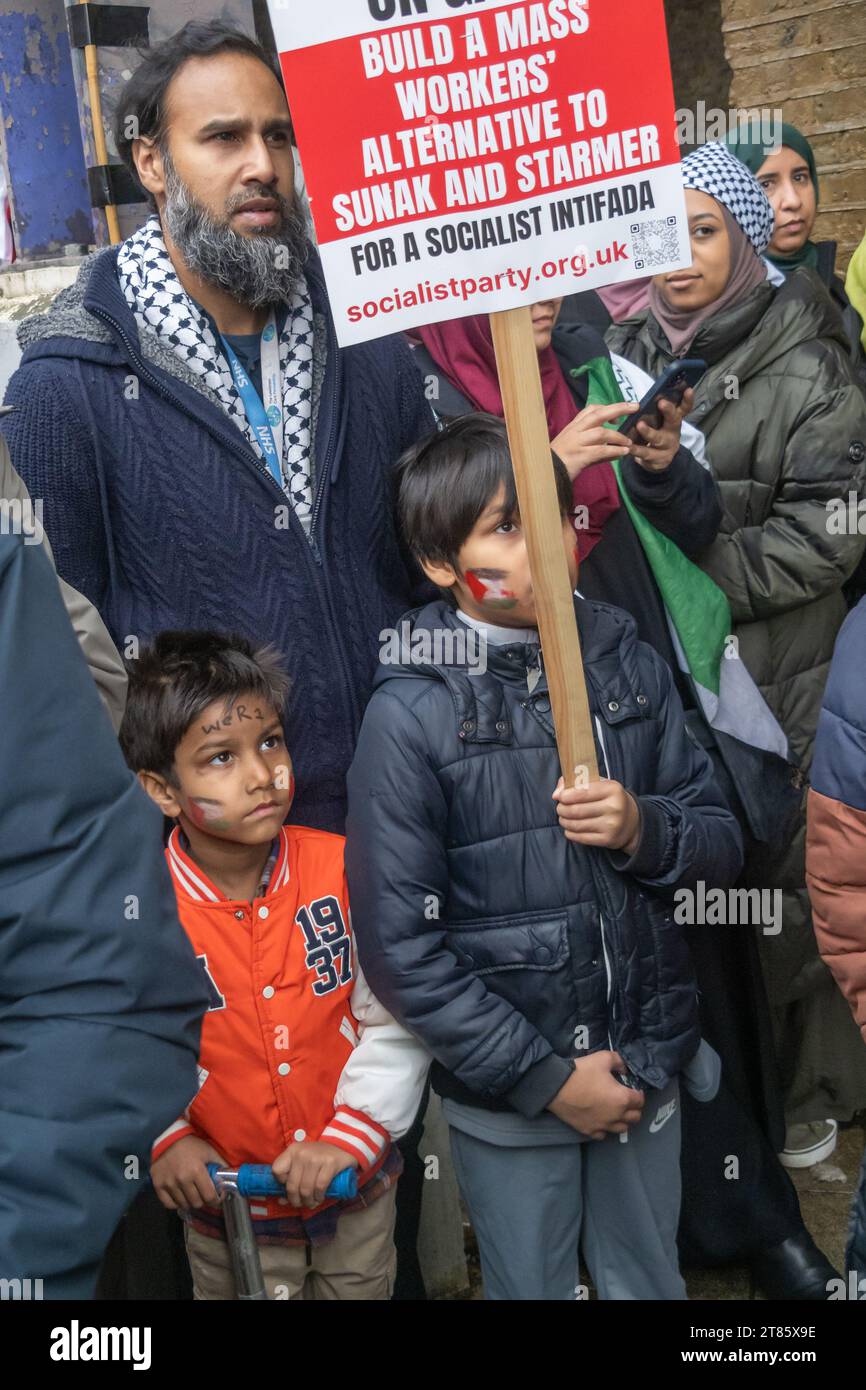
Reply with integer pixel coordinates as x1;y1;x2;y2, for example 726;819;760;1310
120;631;429;1300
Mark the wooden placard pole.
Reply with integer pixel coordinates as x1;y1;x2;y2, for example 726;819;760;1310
489;305;599;785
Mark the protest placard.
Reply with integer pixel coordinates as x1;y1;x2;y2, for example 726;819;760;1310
268;0;690;783
269;0;689;347
489;303;600;780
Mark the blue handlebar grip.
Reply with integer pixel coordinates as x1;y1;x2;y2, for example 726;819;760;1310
237;1165;285;1197
326;1167;359;1200
207;1163;359;1201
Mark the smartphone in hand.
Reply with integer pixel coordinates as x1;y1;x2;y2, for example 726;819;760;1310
621;359;707;440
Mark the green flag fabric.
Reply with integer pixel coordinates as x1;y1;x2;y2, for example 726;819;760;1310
569;355;787;756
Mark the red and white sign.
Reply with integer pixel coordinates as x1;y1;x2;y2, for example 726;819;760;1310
269;0;690;344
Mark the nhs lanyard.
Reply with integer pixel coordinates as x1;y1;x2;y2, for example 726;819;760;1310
220;310;283;487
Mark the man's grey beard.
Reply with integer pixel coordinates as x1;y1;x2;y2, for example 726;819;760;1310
161;150;309;309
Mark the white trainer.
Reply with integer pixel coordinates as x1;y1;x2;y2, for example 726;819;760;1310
779;1119;839;1170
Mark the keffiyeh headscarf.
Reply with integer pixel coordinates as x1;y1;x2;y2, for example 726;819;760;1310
681;141;774;255
117;215;315;529
649;143;773;355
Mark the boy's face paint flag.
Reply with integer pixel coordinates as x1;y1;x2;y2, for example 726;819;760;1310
268;0;691;345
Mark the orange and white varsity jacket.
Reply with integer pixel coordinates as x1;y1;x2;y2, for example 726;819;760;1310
152;825;429;1218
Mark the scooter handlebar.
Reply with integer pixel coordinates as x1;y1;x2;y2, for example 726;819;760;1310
207;1163;358;1200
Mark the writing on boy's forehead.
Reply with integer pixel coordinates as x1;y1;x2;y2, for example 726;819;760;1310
201;703;268;735
466;569;519;610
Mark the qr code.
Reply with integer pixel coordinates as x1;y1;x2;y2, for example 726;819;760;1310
630;215;679;271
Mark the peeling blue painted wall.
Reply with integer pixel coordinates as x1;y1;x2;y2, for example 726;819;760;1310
0;1;91;257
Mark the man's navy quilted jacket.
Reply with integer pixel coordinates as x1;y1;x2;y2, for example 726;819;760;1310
2;245;433;832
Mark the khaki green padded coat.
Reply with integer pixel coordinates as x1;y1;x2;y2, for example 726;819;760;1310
608;268;866;772
610;270;866;1120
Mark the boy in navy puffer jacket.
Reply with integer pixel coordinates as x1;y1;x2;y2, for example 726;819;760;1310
346;415;742;1300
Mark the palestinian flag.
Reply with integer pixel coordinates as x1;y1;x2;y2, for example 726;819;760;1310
466;569;519;611
575;355;787;758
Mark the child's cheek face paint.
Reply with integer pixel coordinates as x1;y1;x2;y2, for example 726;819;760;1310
188;797;233;832
466;568;519;610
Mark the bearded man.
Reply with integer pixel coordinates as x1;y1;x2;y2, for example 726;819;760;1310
2;22;434;1302
3;21;432;836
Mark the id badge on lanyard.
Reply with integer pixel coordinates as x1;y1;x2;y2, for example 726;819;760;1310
221;310;283;488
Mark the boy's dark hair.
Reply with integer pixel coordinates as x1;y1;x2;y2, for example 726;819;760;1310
119;630;291;782
396;412;574;568
114;22;282;205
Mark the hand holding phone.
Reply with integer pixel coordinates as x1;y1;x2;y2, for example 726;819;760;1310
621;359;706;442
620;358;706;473
551;401;639;482
547;1052;645;1138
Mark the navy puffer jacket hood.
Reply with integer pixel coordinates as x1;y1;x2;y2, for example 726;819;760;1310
346;598;743;1116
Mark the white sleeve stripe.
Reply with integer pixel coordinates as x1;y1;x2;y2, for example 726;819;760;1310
321;1127;378;1166
153;1118;191;1148
339;1015;359;1048
332;1110;387;1145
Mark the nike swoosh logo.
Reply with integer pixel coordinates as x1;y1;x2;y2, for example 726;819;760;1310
649;1101;677;1134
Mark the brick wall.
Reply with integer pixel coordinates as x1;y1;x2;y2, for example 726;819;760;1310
719;0;866;269
665;0;733;126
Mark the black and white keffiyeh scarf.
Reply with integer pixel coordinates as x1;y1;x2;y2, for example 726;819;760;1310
681;142;774;255
117;215;314;529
